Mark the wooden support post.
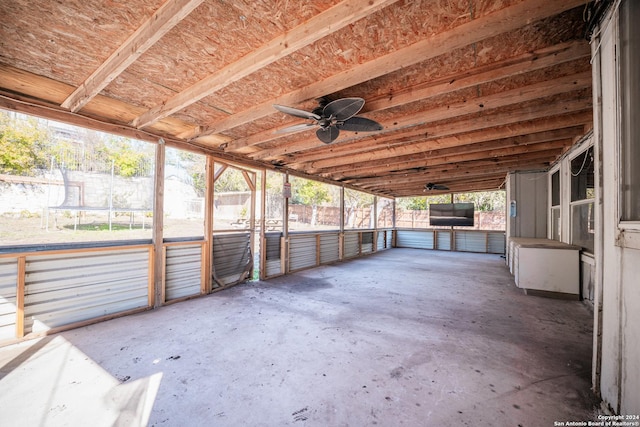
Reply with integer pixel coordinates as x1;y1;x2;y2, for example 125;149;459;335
339;186;345;260
243;170;257;281
203;156;214;293
283;173;289;274
152;138;165;308
16;257;25;339
316;234;321;266
259;169;267;280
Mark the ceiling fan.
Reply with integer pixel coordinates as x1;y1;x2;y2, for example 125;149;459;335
273;97;383;143
425;182;449;191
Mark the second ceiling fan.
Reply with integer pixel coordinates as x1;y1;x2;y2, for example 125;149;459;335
273;97;383;143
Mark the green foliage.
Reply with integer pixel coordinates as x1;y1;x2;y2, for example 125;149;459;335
177;150;206;197
455;191;506;212
344;188;374;208
397;194;450;210
100;137;154;177
293;178;331;207
214;166;249;192
0;113;50;175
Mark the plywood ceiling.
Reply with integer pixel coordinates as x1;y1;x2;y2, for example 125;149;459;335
0;0;593;197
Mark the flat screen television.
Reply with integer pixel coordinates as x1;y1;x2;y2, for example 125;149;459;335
429;203;474;227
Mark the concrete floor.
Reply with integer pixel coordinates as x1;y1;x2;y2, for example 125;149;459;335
0;248;599;426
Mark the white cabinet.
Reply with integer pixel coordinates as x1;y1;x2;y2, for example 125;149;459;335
508;238;581;298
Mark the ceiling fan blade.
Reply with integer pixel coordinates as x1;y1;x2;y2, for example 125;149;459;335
323;97;365;121
425;183;450;191
338;116;383;132
274;123;316;134
316;126;340;143
273;104;320;120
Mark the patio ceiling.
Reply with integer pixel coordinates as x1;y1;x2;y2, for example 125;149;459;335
0;0;593;197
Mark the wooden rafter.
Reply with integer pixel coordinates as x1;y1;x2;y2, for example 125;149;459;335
286;115;589;167
131;0;401;129
312;139;571;180
223;40;589;153
196;0;589;142
303;128;583;175
250;75;592;162
341;152;560;183
61;0;205;113
332;150;566;182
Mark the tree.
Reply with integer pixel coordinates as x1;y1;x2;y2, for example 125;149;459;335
214;165;250;193
292;177;331;226
99;137;154;177
0;112;50;175
344;188;374;228
455;191;505;212
176;150;206;197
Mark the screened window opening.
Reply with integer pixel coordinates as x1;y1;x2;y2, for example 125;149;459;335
570;146;595;252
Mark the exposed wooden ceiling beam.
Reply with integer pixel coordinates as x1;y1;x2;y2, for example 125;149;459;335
391;177;509;197
131;0;400;129
300;126;582;173
251;75;592;162
342;154;559;185
223;40;589;153
61;0;205;113
350;155;559;188
365;172;508;191
195;0;588;142
310;139;571;179
331;149;564;182
287;119;586;168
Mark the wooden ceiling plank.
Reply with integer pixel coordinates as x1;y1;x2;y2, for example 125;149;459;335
199;0;588;142
131;0;401;129
61;0;205;113
223;40;589;153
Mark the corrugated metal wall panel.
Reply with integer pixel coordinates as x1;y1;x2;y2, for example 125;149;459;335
344;233;359;258
265;259;282;277
437;231;451;251
0;259;17;341
289;234;317;271
395;230;434;249
377;231;388;251
361;232;374;254
487;232;506;254
455;231;487;253
319;233;339;264
212;232;252;287
264;232;282;277
23;248;150;334
165;245;202;301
